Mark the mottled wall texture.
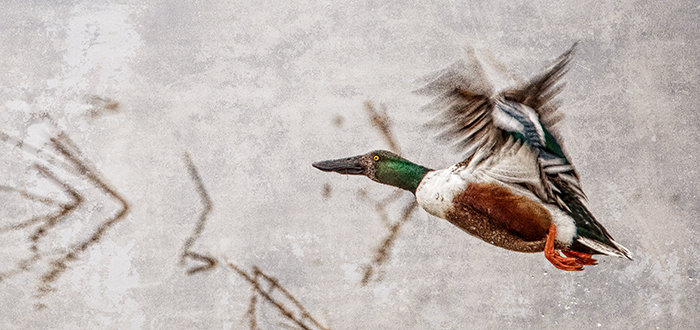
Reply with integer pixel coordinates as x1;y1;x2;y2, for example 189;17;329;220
1;1;698;329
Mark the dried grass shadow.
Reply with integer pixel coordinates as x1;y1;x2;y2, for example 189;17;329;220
230;264;331;330
360;200;417;285
0;165;82;282
356;101;418;285
84;95;120;119
0;124;129;304
181;153;330;330
180;152;217;275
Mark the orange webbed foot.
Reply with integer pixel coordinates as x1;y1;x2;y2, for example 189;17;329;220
544;224;584;271
562;250;598;266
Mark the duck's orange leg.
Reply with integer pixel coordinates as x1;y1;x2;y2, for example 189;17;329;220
544;224;584;271
562;250;598;265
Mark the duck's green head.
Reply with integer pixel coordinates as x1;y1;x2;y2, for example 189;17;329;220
313;150;432;194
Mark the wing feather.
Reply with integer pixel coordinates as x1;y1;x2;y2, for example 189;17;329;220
419;43;585;205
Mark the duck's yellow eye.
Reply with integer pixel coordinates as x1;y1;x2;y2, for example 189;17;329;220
373;155;380;161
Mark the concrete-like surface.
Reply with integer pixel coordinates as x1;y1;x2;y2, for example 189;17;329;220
1;1;698;329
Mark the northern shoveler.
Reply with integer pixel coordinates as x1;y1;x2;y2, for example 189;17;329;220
313;43;631;271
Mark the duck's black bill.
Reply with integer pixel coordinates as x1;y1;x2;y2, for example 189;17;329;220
312;156;364;175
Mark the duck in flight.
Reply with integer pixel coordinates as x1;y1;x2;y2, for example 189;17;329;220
313;43;631;271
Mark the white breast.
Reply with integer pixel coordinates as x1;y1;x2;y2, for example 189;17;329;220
415;167;467;219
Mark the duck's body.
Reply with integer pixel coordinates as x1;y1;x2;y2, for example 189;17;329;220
415;159;574;254
314;43;631;271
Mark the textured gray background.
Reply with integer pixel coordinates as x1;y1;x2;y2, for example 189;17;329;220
1;1;699;329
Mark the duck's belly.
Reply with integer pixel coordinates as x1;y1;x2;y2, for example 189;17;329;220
445;206;547;253
415;168;575;250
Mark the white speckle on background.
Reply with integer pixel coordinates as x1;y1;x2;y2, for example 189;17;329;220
341;263;362;283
